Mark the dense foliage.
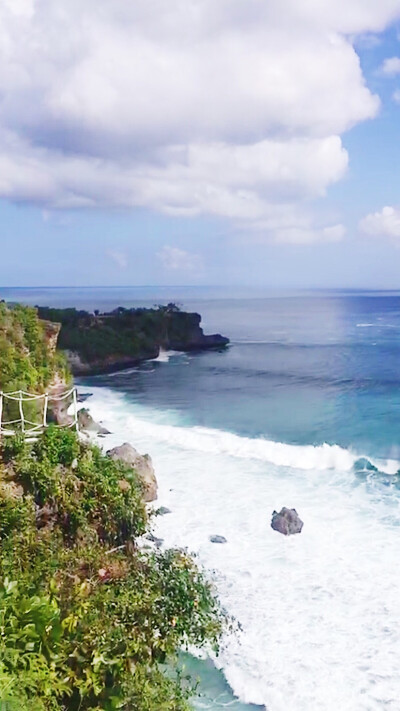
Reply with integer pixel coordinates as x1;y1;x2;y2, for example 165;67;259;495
0;433;224;710
0;303;225;708
0;302;69;427
36;305;226;372
0;302;67;393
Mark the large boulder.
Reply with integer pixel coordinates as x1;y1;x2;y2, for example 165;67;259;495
271;507;303;536
107;442;158;503
78;408;110;435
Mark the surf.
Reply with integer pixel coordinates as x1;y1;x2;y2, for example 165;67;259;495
80;384;400;711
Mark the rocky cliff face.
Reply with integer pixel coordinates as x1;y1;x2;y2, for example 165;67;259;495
37;305;229;375
41;320;61;356
162;311;229;351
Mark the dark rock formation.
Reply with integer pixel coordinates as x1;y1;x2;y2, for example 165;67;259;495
145;533;164;548
156;506;171;516
271;508;303;536
165;311;229;352
77;408;110;435
107;442;158;503
77;392;93;403
209;535;227;544
37;305;229;375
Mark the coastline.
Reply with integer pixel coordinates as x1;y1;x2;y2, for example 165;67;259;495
75;385;264;710
77;376;400;710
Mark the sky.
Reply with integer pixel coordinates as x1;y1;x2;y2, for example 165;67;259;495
1;0;400;288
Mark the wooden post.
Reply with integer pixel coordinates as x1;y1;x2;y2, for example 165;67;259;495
43;393;48;429
73;388;79;432
19;390;25;433
0;391;3;437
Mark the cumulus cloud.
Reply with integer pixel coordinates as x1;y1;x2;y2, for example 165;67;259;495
359;206;400;240
0;0;399;240
392;89;400;104
157;246;203;272
380;56;400;75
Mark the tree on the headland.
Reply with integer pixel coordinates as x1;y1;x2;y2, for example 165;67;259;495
154;302;182;313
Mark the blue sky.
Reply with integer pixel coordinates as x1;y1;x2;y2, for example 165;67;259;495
1;1;400;288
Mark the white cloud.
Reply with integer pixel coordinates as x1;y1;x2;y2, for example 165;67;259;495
392;89;400;104
157;246;203;272
107;250;128;269
0;0;399;240
380;56;400;75
241;212;346;244
359;206;400;239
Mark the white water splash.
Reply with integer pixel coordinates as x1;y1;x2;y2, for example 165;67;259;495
85;386;400;711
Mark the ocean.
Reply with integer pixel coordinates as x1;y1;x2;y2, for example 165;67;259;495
3;286;400;710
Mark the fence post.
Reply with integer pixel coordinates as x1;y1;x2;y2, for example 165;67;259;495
43;393;48;430
0;391;3;437
19;390;25;433
73;388;79;432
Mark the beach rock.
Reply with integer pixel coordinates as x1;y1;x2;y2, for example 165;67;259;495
77;408;110;435
107;442;158;503
209;535;227;544
271;507;303;536
157;506;171;516
77;392;93;403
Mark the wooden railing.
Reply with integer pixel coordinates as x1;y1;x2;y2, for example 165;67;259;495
0;387;78;439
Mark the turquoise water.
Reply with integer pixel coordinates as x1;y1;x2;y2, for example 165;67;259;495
3;287;400;710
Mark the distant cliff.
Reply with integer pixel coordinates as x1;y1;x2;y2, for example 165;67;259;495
37;303;229;375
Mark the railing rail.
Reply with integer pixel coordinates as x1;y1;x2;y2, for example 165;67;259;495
0;387;78;439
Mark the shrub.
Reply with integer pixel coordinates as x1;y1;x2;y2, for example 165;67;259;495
0;431;225;710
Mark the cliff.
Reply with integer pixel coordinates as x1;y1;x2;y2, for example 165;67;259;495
37;304;229;375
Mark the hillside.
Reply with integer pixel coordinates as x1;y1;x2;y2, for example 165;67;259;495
0;301;67;393
0;303;225;710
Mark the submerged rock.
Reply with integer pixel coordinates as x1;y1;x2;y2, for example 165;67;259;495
209;535;227;544
77;408;110;435
107;442;158;503
271;507;303;536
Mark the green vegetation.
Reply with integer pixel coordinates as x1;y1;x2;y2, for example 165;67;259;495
0;302;226;710
0;302;69;428
0;428;224;709
36;304;185;366
36;305;228;374
0;302;68;393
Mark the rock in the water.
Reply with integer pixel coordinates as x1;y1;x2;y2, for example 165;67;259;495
107;442;158;503
156;506;171;516
271;507;303;536
77;392;93;403
209;535;227;544
77;408;110;435
145;533;164;548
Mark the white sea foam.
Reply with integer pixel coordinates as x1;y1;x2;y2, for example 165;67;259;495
153;349;181;363
86;386;400;711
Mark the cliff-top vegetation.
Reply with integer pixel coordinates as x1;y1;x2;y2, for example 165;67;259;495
0;303;225;710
